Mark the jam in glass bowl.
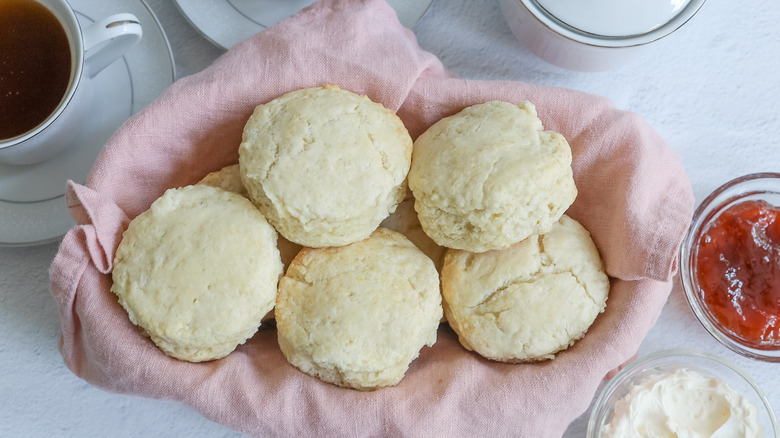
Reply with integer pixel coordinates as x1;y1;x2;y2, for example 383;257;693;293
680;173;780;361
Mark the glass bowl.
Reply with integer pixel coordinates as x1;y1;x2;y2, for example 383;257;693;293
680;173;780;361
587;349;777;437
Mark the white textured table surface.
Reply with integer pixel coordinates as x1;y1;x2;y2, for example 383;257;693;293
2;0;779;436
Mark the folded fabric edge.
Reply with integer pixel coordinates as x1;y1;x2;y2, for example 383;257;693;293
644;174;695;280
64;180;130;274
49;227;99;377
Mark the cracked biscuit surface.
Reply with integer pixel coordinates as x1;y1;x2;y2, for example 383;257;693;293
111;184;283;362
409;100;577;252
239;85;412;247
441;215;609;362
276;228;442;390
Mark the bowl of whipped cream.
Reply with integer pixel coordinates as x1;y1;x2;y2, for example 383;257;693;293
587;349;777;437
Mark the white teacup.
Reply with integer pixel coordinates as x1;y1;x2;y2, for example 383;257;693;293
0;0;142;165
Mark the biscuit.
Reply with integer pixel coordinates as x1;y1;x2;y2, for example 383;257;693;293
111;184;283;362
276;228;442;390
197;163;249;197
239;85;412;247
379;189;446;272
441;215;609;362
408;100;577;252
197;163;302;271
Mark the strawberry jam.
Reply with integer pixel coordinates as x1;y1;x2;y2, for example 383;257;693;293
695;199;780;348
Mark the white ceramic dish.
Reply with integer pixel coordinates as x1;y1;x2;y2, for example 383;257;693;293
0;0;175;246
499;0;707;71
173;0;436;50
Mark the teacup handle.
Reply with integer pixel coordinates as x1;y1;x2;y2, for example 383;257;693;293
82;13;143;78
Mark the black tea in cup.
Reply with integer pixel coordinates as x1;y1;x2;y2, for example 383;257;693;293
0;0;73;140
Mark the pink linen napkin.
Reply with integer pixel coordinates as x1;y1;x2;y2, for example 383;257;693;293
49;0;695;436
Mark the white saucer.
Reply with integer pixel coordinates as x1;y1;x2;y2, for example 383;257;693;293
0;0;175;246
173;0;436;50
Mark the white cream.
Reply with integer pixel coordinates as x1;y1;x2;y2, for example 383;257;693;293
603;368;763;438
